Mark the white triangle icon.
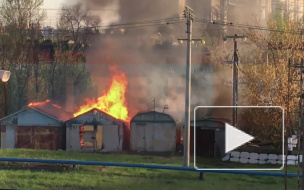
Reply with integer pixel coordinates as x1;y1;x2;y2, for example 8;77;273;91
225;123;254;153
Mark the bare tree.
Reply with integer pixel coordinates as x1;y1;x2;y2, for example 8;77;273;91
60;3;83;43
59;3;100;46
81;13;100;45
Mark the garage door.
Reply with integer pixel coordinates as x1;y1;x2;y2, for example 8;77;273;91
15;126;61;150
136;126;145;151
102;125;120;151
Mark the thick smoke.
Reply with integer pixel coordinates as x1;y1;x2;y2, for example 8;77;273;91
74;0;234;123
117;0;184;23
69;0;115;9
83;0;113;7
66;0;120;25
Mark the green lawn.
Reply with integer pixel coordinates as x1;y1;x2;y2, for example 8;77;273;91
0;149;301;190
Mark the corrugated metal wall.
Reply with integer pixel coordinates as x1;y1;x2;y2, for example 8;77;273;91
15;126;62;150
130;122;176;152
66;123;123;152
215;129;225;157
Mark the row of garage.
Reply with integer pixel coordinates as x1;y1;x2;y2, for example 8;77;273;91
0;103;226;157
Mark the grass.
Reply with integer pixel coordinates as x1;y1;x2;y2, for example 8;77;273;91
0;149;301;190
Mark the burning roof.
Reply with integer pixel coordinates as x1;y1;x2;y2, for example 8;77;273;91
73;65;129;122
71;108;127;124
28;100;73;122
28;65;129;123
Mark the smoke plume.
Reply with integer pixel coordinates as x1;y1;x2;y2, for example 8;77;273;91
73;0;236;123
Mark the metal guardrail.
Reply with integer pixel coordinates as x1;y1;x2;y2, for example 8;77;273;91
0;157;301;179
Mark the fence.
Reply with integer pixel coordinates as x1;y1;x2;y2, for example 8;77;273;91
0;157;301;180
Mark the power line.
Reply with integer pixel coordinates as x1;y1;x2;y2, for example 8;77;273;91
0;17;185;32
40;15;304;36
66;17;185;30
7;7;300;35
194;18;300;34
194;18;303;35
7;13;304;36
54;17;184;29
96;17;184;28
2;6;304;35
43;8;118;11
59;18;184;31
22;21;185;35
45;14;184;27
99;20;184;30
0;7;118;11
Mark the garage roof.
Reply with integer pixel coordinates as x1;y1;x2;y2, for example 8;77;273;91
191;117;230;128
0;100;74;124
31;103;73;122
131;111;176;124
67;108;126;125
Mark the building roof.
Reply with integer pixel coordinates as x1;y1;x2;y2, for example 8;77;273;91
191;117;231;128
68;108;127;125
131;111;176;124
0;105;73;124
31;103;73;122
196;117;231;124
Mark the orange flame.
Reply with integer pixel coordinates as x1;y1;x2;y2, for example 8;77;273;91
73;66;129;121
52;104;62;109
28;100;50;107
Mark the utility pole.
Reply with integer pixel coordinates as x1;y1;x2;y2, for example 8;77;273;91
178;6;202;167
224;34;245;127
223;0;229;36
300;58;304;190
286;58;304;190
286;58;297;190
183;5;194;167
286;58;291;190
301;35;304;190
299;58;303;190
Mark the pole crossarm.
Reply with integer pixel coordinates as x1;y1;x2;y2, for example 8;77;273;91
225;34;246;39
177;38;203;41
290;64;304;68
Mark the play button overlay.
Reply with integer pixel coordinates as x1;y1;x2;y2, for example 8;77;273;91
193;106;284;171
225;123;254;153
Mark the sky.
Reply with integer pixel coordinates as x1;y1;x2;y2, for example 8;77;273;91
42;0;64;27
42;0;120;28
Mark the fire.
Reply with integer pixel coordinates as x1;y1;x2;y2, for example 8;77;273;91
28;100;50;107
28;100;61;109
52;104;62;109
73;66;129;121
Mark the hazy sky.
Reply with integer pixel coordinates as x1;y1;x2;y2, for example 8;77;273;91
42;0;64;27
42;0;119;28
41;0;185;28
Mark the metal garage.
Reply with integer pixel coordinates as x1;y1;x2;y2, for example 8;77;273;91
190;118;228;158
65;108;128;152
0;104;72;150
130;111;176;152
